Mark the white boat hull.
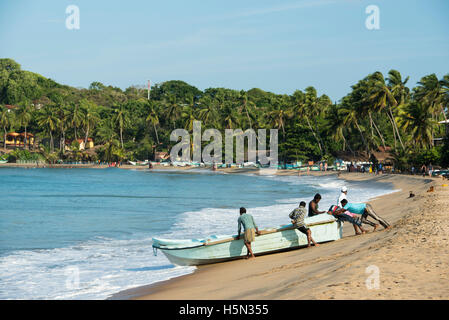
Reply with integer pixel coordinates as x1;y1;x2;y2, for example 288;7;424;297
152;215;342;266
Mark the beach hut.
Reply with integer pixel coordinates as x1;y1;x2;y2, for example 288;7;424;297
5;132;34;148
5;105;18;113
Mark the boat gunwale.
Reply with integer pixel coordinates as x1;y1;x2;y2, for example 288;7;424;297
152;218;338;250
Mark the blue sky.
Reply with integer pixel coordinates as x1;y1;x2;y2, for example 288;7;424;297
1;0;448;101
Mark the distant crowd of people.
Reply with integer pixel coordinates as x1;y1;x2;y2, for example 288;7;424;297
236;186;390;259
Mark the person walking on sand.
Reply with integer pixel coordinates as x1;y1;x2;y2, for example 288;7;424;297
289;201;318;247
308;193;326;217
236;207;260;259
341;199;390;230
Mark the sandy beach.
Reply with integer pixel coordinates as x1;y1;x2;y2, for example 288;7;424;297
111;172;449;300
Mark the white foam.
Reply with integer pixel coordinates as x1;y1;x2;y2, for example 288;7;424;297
0;174;396;300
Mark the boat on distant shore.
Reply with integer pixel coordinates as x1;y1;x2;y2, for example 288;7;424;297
152;214;342;266
0;159;8;164
128;160;149;166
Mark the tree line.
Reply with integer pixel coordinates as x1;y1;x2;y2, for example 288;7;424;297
1;58;448;169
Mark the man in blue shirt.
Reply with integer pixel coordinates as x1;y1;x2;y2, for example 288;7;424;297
236;207;260;259
341;199;390;230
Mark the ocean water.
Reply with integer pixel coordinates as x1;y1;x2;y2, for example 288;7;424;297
0;168;396;299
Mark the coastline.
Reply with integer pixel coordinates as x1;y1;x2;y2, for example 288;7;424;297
110;173;449;300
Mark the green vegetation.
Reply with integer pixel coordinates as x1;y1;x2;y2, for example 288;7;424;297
0;58;448;169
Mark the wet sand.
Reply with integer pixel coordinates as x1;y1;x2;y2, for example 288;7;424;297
111;173;449;300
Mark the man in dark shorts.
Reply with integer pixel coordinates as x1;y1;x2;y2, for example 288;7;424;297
308;193;326;217
290;201;318;247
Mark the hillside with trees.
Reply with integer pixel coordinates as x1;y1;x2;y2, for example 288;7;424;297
1;58;448;169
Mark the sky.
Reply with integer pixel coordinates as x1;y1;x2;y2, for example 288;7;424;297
1;0;448;101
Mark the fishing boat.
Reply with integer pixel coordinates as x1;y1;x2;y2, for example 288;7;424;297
128;160;149;166
152;214;342;266
0;159;8;164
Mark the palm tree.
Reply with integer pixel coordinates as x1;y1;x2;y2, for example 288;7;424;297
181;105;198;132
15;104;33;149
54;103;69;153
398;102;436;149
146;102;160;146
368;72;405;150
339;97;369;154
113;104;130;149
351;77;386;150
0;105;15;149
198;96;218;127
388;70;410;107
37;106;59;152
164;94;182;129
238;90;254;129
440;74;449;121
220;102;239;130
324;103;354;153
267;96;292;164
81;100;100;147
97;119;121;162
70;103;84;140
294;88;328;157
39;144;59;164
415;73;447;123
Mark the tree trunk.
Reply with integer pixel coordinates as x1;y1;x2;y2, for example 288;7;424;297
153;123;160;144
3;127;6;149
50;131;54;153
24;126;28;149
305;117;323;157
440;103;448;123
120;127;124;149
62;131;66;155
370;112;386;150
389;107;405;150
354;120;369;155
84;123;90;146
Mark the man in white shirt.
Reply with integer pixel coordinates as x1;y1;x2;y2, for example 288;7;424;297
337;186;363;235
337;186;348;207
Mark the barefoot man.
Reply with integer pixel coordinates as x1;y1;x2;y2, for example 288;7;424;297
236;207;260;259
290;201;318;247
341;199;390;230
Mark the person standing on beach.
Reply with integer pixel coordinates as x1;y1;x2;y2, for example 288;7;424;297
308;193;326;217
289;201;318;247
341;199;390;230
236;207;260;259
337;186;348;207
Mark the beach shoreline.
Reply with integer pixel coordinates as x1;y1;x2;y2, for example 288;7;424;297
109;172;449;300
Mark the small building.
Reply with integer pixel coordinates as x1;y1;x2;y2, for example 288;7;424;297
65;138;94;151
155;151;169;161
5;132;34;148
5;105;18;113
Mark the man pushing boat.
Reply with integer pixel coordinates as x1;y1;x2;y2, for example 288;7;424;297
289;201;319;248
340;199;390;230
236;207;260;259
